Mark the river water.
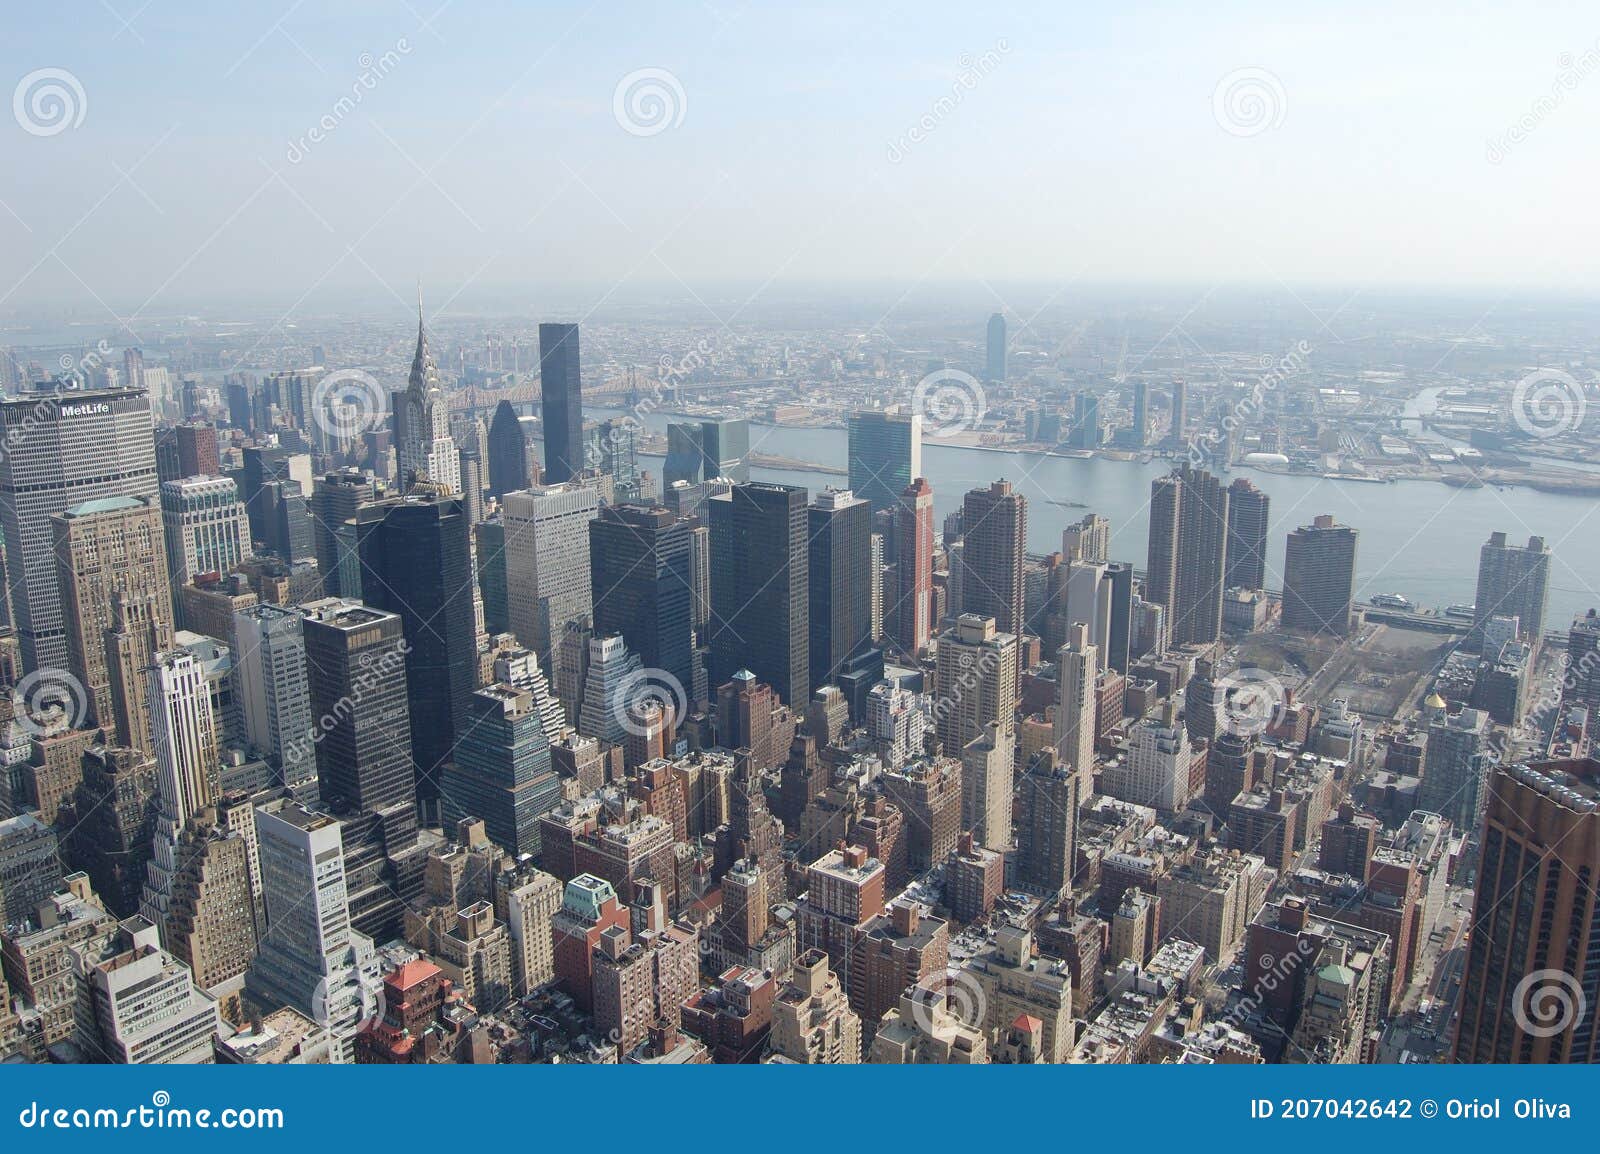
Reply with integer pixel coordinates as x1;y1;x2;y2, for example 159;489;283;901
596;408;1600;629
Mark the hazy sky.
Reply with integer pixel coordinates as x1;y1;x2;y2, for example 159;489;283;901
4;1;1599;322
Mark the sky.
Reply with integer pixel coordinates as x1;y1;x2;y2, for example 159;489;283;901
3;1;1599;324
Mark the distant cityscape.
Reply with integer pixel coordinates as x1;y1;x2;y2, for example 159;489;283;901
0;292;1594;1066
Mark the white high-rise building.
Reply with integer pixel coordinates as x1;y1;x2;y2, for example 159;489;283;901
148;649;218;825
140;649;219;932
234;603;317;798
77;917;220;1064
505;869;563;996
932;614;1019;760
1054;623;1098;798
960;719;1014;851
503;482;599;664
246;799;379;1063
1060;561;1112;672
1103;702;1192;814
866;682;927;770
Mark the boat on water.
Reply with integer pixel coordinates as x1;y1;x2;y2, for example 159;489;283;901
1369;593;1414;610
1443;604;1476;621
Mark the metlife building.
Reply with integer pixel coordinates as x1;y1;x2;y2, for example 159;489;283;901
0;387;159;673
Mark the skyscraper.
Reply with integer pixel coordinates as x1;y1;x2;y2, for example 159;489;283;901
440;683;562;857
846;409;922;514
667;419;750;485
52;495;171;738
1223;477;1270;592
156;422;220;483
356;493;478;801
1167;379;1188;450
1130;380;1150;447
1472;531;1550;649
247;799;380;1061
299;598;414;814
159;476;249;597
1103;561;1134;675
1054;623;1098;788
503;482;599;665
1062;513;1109;564
487;399;535;497
0;388;159;673
1070;391;1102;449
894;478;934;656
78;918;221;1065
700;418;750;483
1018;749;1077;895
578;633;645;746
932;613;1019;759
1417;705;1491;833
538;323;583;483
588;504;694;702
1145;464;1229;648
140;648;221;929
457;443;484;524
476;517;509;636
310;469;377;600
985;312;1006;383
393;304;459;493
960;721;1013;851
1281;515;1359;636
234;603;318;798
961;480;1027;637
147;649;218;828
808;488;873;692
1454;758;1600;1063
708;482;809;707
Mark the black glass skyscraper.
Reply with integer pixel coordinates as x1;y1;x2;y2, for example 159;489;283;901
488;399;534;497
588;504;695;701
440;684;561;857
708;482;809;707
1104;561;1134;675
356;493;479;802
807;488;873;691
538;323;583;483
300;598;415;816
664;422;704;487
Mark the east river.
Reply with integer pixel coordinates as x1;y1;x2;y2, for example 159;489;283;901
598;409;1600;631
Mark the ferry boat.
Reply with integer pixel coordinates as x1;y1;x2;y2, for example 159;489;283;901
1443;603;1476;622
1369;593;1413;611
